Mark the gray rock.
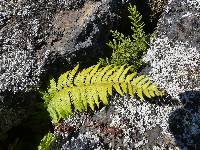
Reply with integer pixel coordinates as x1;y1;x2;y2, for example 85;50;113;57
51;94;200;149
0;0;130;138
0;0;114;93
51;95;181;150
0;91;37;139
143;0;200;100
50;1;200;149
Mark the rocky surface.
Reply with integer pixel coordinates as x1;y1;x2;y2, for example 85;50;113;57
0;0;131;139
143;0;200;100
51;0;200;149
1;0;200;149
0;91;38;140
52;95;200;149
51;95;182;150
0;0;126;93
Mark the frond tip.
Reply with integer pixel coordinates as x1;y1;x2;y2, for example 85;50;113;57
41;64;164;123
38;132;55;150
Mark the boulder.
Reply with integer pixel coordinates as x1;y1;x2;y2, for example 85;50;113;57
142;0;200;148
0;0;130;138
143;0;200;101
0;0;126;93
51;0;200;149
51;95;180;150
0;92;34;140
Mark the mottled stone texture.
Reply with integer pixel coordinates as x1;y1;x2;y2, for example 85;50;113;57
0;0;130;138
143;0;200;100
52;95;200;150
52;95;181;150
52;0;200;149
0;0;126;93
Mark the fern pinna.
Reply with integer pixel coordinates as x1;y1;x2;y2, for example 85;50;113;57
41;64;163;123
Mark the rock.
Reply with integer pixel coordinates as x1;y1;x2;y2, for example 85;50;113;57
168;102;200;149
50;0;200;149
143;0;200;101
148;0;168;19
0;91;37;139
51;95;200;149
142;0;200;148
0;0;130;139
0;0;124;93
51;95;180;150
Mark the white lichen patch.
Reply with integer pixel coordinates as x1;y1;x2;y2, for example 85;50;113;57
53;94;182;150
144;0;200;100
110;95;180;149
144;37;200;99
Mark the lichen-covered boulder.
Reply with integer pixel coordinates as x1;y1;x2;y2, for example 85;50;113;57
50;0;200;149
0;0;130;138
51;95;181;150
143;0;200;101
0;0;126;93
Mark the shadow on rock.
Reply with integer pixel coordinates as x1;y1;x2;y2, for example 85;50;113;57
169;90;200;150
0;91;53;150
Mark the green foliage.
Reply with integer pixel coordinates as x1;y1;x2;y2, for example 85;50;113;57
99;4;147;71
98;57;111;66
41;64;164;123
37;132;55;150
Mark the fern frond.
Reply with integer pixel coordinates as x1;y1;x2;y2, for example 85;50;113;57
105;4;147;71
67;64;79;87
57;71;70;90
41;64;164;123
48;78;57;97
38;132;55;150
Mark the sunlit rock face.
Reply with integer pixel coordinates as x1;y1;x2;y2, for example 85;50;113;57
52;95;180;150
143;0;200;101
0;0;125;93
0;0;128;138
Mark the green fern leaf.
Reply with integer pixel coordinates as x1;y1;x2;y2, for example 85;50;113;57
67;64;79;87
85;64;100;84
120;82;127;93
143;88;151;98
142;80;153;98
41;64;164;123
97;85;110;105
57;71;70;90
149;90;156;97
102;66;118;82
86;87;95;111
113;83;123;96
119;66;132;82
132;75;145;85
80;88;88;110
137;87;144;100
125;72;137;83
48;78;57;97
71;87;83;112
60;90;72;114
38;132;55;150
91;86;100;108
112;65;126;83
